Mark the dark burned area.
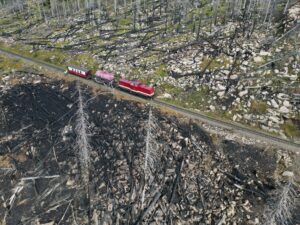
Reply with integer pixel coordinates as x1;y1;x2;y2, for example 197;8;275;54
0;75;298;225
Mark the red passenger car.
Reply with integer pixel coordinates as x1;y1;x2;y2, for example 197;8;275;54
118;79;155;97
67;65;92;79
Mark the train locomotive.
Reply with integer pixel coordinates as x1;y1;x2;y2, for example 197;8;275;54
66;65;155;97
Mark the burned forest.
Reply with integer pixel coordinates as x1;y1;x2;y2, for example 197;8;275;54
0;0;300;224
0;0;299;138
0;68;299;224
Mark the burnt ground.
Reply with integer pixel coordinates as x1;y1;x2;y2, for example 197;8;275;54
0;73;299;225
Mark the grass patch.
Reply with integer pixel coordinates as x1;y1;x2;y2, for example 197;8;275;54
200;56;231;70
250;100;268;114
155;64;168;77
0;41;98;71
118;18;132;27
159;82;182;95
281;120;300;138
0;55;23;71
181;86;210;109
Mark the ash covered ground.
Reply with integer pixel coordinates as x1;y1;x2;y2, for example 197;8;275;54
0;71;299;225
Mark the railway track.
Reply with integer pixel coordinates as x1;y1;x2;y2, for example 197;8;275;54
0;48;299;153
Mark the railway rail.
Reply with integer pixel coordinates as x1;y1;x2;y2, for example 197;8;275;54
0;47;299;153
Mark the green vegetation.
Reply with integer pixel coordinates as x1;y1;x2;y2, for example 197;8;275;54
155;64;168;77
118;18;132;27
159;82;182;96
0;41;98;70
0;55;23;71
250;100;268;114
281;120;300;138
159;85;211;112
181;86;210;108
200;56;231;70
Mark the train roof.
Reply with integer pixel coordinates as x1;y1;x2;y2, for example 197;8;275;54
68;65;90;72
95;70;114;81
119;79;154;92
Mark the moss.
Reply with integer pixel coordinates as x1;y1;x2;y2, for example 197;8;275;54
0;17;12;26
155;64;168;77
32;49;69;66
55;40;71;48
161;33;189;44
159;82;182;95
281;120;300;138
200;56;231;70
118;18;132;27
182;86;210;108
74;53;98;70
250;100;268;114
0;55;23;71
0;41;99;72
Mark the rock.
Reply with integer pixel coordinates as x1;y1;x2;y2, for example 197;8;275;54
238;90;248;97
2;76;10;81
233;115;237;121
243;114;252;120
217;91;225;97
66;178;75;186
242;61;248;66
279;106;289;114
289;75;297;81
209;105;216;111
283;100;291;108
158;93;172;99
40;222;55;225
253;56;264;63
230;75;238;80
259;51;271;56
269;116;280;124
271;99;279;108
282;171;294;177
217;84;226;91
277;93;289;100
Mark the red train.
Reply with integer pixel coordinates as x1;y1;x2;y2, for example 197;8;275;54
66;65;155;97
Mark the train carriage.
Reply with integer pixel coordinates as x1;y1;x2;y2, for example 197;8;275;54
67;65;92;79
94;70;115;86
118;79;155;97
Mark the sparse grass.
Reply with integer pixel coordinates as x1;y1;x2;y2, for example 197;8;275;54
250;100;268;114
0;41;98;71
200;56;231;70
281;120;300;138
118;18;132;27
32;49;69;65
159;82;183;96
0;55;23;71
181;86;210;109
155;64;168;77
161;33;189;44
